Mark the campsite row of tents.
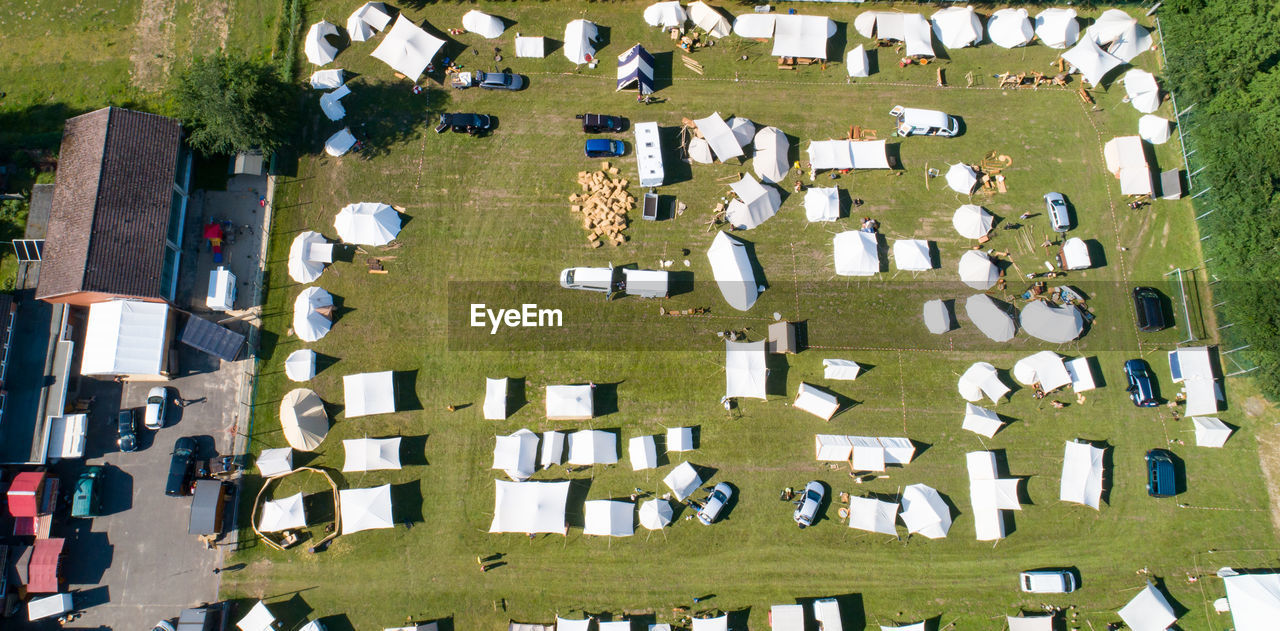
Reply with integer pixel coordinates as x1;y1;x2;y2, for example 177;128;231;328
273;372;399;452
921;294;1086;343
492;427;697;480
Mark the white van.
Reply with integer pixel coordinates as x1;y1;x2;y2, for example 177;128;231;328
890;106;960;137
558;266;669;298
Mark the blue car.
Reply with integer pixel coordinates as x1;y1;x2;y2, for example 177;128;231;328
1124;359;1159;407
1145;449;1178;497
584;139;625;158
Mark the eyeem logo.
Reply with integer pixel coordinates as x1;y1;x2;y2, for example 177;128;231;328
470;304;564;334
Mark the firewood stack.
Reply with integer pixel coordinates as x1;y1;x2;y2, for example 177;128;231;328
569;162;634;248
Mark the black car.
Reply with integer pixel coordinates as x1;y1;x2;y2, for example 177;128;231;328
117;409;138;453
1124;359;1160;407
476;69;525;91
165;437;198;497
1132;286;1166;331
1145;449;1178;497
577;113;626;133
435;113;493;135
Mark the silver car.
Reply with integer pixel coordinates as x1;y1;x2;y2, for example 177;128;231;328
144;386;168;429
697;482;733;525
793;481;824;528
1044;192;1071;232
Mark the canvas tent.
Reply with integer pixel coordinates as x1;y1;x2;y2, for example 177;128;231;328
964;294;1017;343
1123;69;1161;114
804;187;840;222
1193;417;1233;447
1062;36;1124;87
545;384;594;419
1034;8;1079;48
371;15;445;81
807;139;891;170
285;349;317;383
568;430;619;465
847;496;898;535
952;204;993;239
753;126;789;184
629;435;659;470
347;2;392;42
309;69;345;89
962;403;1004;438
1103;136;1154;195
846;45;869;77
1011;351;1073;392
988;9;1033;48
945;163;979;194
668;426;695;452
564;19;600;64
1060;237;1091;270
1086;9;1152;63
541;431;565;469
732;13;775;38
259;493;307;532
794;383;840;420
694;113;744;162
1006;616;1053;631
342;437;401;472
771;605;805;631
639;498;674;530
1139;115;1172;145
325;128;357;157
293;287;333;343
617;45;655;95
644;1;687;29
958;250;999;290
923;299;953;334
343;371;396;417
490;480;570;534
1117;582;1177;631
514;36;546;58
931;7;982;49
853;12;934;57
688;2;731;38
583;500;634;537
814;600;843;631
462;10;505;39
814;435;915;471
238;602;277;631
319;84;350;121
957;361;1011;403
335;202;401;246
304;21;341;66
663;461;703;501
288;231;332;284
81;300;170;377
557;619;592;631
879;624;925;631
1218;568;1280;631
726;174;781;230
1169;346;1224;416
484;378;509;420
899;483;951;538
691;617;728;631
823;359;861;381
1065;356;1098;392
339;484;394;535
280;389;329;450
707;232;761;311
725;339;768;400
893;239;933;271
1020;301;1084;343
833;231;880;276
1060;440;1105;509
772;15;835;60
967;450;1022;541
257;447;294;478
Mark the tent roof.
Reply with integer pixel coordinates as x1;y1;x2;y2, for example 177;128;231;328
668;426;695;451
493;429;540;481
846;44;869;77
707;232;759;311
931;6;982;49
304;21;340;66
847;496;898;535
347;3;392;42
462;10;505;39
663;461;703;501
293;286;333;342
515;36;546;58
1085;9;1152;62
725;339;768;400
952;204;992;239
988;8;1033;48
280;388;330;451
805;187;840;222
491;480;569;534
967;451;1022;541
325;128;357;157
854;12;934;57
771;605;805;631
923;299;952;334
726;174;781;230
583;500;635;537
343;371;397;417
288;230;330;284
563;19;600;65
82;300;170;376
644;1;688;28
1011;350;1073;392
958;250;998;290
540;430;565;469
568;429;619;465
370;15;445;81
1123;69;1161;114
753;126;790;184
823;359;861;381
340;484;394;535
946;163;978;194
310;68;345;90
691;617;727;631
285;349;316;383
342;437;402;472
1103;136;1153;195
964;294;1017;343
257;447;294;478
1062;36;1124;87
1118;582;1177;631
688;2;731;38
1034;8;1079;48
259;492;307;532
694;113;744;162
238;602;277;631
1222;570;1280;631
900;483;951;539
1060;441;1105;509
958;361;1010;403
1020;301;1084;343
639;498;674;530
1006;616;1054;631
335;202;401;246
893;239;932;271
546;384;594;419
1193;416;1233;447
484;377;509;420
794;382;840;420
962;403;1003;438
1139;115;1172;145
1062;237;1091;270
557;619;592;631
629;435;659;470
834;231;879;276
319;84;350;121
771;15;834;59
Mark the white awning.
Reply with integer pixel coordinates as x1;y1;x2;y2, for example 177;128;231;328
964;294;1017;343
347;3;392;42
462;10;505;39
1123;69;1161;114
546;384;594;419
725;339;768;400
771;15;834;59
1118;582;1177;631
257;447;293;478
1034;8;1079;49
1193;417;1233;447
644;2;688;29
688;2;731;38
805;187;840;222
945;163;979;194
1062;36;1124;87
957;361;1010;403
899;483;951;538
1011;350;1073;392
893;239;932;271
794;382;840;420
325;128;357;157
930;6;981;49
484;377;509;420
1060;441;1104;509
629;435;659;471
304;21;340;66
707;231;760;312
923;299;952;334
1221;570;1280;631
847;496;898;535
343;437;401;472
958;250;998;290
694;113;744;162
583;500;634;537
1085;9;1152;63
343;371;396;418
727;174;781;230
753;126;790;184
988;8;1033;48
833;231;879;276
668;426;695;452
846;45;869;77
663;461;703;501
490;480;569;534
335;202;401;246
568;429;618;465
962;403;1003;438
952;204;992;239
770;605;805;631
822;359;861;381
339;484;394;535
259;493;307;532
82;300;170;377
370;15;445;81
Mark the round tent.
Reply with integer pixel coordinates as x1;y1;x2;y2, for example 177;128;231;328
957;361;1011;403
946;163;979;194
922;299;952;334
930;6;982;49
952;204;993;239
284;349;317;382
1138;115;1172;145
304;21;340;66
288;231;331;284
638;498;674;530
688;138;714;164
462;10;505;39
1034;8;1079;49
280;388;330;451
1019;300;1084;343
752;126;789;184
1123;69;1161;114
988;8;1034;48
334;202;401;246
688;1;731;38
293;287;333;342
957;250;999;290
964;294;1016;342
644;1;688;29
563;19;600;65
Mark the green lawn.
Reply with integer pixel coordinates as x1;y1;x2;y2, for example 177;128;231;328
223;2;1275;630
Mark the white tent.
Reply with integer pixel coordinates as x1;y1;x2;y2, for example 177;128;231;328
1220;569;1280;631
644;1;687;28
335;202;401;246
923;299;952;334
732;13;775;39
490;480;570;534
814;434;852;461
280;389;330;451
707;232;760;312
728;117;755;148
957;361;1010;403
541;431;565;469
962;403;1003;438
952;204;993;239
964;294;1017;343
484;377;509;420
515;36;546;58
1086;9;1152;63
668;426;695;452
814;435;915;470
727;174;781;230
638;498;674;530
967;450;1022;541
807;139;891;170
854;12;934;57
691;617;728;631
568;430;619;465
462;10;505;39
794;382;840;420
846;45;869;77
1139;115;1172;145
348;3;391;42
257;447;294;478
292;286;333;343
238;602;277;631
288;231;331;284
688;2;731;38
1118;582;1177;631
833;231;880;277
343;437;402;472
1020;301;1084;343
1103;136;1153;195
988;8;1033;48
81;300;170;377
339;484;394;535
772;15;835;60
753;126;790;184
1034;8;1079;49
325;128;357;157
343;371;396;418
1193;417;1232;447
583;500;634;537
823;359;861;381
688;138;714;164
958;250;999;290
309;69;345;89
805;187;840;222
945;163;979;194
726;339;768;400
814;601;842;631
663;461;703;501
557;619;592;631
629;435;659;471
1065;356;1097;392
694;113;744;162
899;483;951;538
771;605;805;631
564;19;600;64
1123;69;1161;114
1060;441;1104;509
371;15;445;81
305;21;341;66
545;385;594;419
1061;237;1091;270
319;84;350;121
893;239;933;271
1006;616;1053;631
930;6;982;49
1169;347;1223;416
879;624;925;631
1012;350;1073;392
259;492;307;532
847;496;898;535
1062;36;1124;87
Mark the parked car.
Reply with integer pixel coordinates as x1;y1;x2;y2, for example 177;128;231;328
1132;286;1166;331
1044;192;1072;232
1145;449;1178;497
434;113;493;135
151;621;176;631
144;386;168;429
793;480;824;528
1124;358;1160;407
71;466;104;518
577;113;626;133
477;69;525;91
1020;569;1078;593
165;436;198;497
890;106;960;137
585;139;626;158
697;482;734;525
117;409;138;453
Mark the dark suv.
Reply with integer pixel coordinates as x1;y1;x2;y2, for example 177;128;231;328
477;69;525;91
165;437;197;497
117;409;138;452
1124;359;1160;407
1145;449;1178;497
1132;286;1166;331
577;114;626;133
434;113;493;135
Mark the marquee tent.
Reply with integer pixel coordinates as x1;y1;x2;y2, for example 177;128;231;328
893;239;933;271
923;299;953;334
348;2;392;42
732;13;775;38
930;7;982;49
293;287;333;343
847;496;899;535
335;202;401;246
484;377;509;420
952;204;993;239
280;388;329;451
343;437;401;472
1006;615;1054;631
1062;36;1124;87
753;126;789;184
688;2;731;38
663;461;704;501
772;15;835;60
1060;441;1104;509
343;371;396;418
259;493;307;532
771;605;805;631
257;447;294;478
967;450;1022;541
371;15;445;81
1169;346;1224;416
1138;115;1172;145
794;382;840;420
691;617;728;631
541;430;565;469
288;231;332;284
1012;350;1073;392
707;232;761;311
957;361;1011;403
822;359;861;381
727;174;781;230
804;187;840;222
833;231;880;276
644;1;687;28
339;484;394;535
694;113;744;162
305;21;341;66
668;426;695;452
462;10;505;39
490;480;570;534
725;339;768;400
964;294;1017;343
807;139;891;170
1193;417;1233;447
846;45;869;77
1034;8;1079;48
813;600;842;631
853;12;934;57
899;483;951;538
325;128;357;157
1117;582;1177;631
958;250;999;290
515;36;546;58
81;300;170;377
546;384;595;419
309;68;345;89
814;435;915;471
1020;301;1084;343
946;163;979;194
1219;568;1280;631
1060;237;1091;270
617;44;655;95
988;8;1033;48
320;84;350;121
564;19;600;64
1103;136;1154;195
1086;9;1152;63
1123;69;1161;114
568;430;619;465
639;498;674;529
583;500;634;537
962;403;1003;438
629;435;659;470
238;602;277;631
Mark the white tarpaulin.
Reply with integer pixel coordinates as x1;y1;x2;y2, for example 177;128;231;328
988;9;1033;48
965;294;1017;343
1220;569;1280;631
292;286;333;343
900;483;951;538
629;435;658;470
82;300;169;376
967;451;1022;541
564;19;600;64
694;113;744;162
484;378;509;420
644;2;688;28
348;2;392;42
1118;582;1177;631
1193;417;1232;447
259;493;307;532
725;339;767;400
309;68;344;89
823;359;861;381
343;437;402;472
305;21;340;66
1061;237;1091;270
462;10;505;39
794;382;840;420
1034;8;1079;49
568;430;618;465
280;389;329;451
493;429;539;481
1012;350;1073;392
340;484;394;535
848;496;898;535
1103;136;1153;195
343;371;396;417
893;239;933;271
668;426;694;452
807;139;891;170
1060;441;1104;509
1006;616;1053;631
288;230;331;283
846;45;869;77
583;500;634;536
257;448;294;478
958;250;999;290
663;461;703;501
957;361;1010;403
727;174;781;230
833;231;880;276
962;403;1003;438
931;7;981;49
638;498;674;529
1139;115;1172;145
541;431;565;469
546;385;594;419
946;163;979;194
1169;347;1223;416
771;605;805;631
335;202;401;246
490;480;569;534
1124;69;1161;114
1020;300;1084;343
952;204;992;239
923;299;952;334
805;187;840;222
1062;36;1124;87
772;15;835;60
325;128;357;157
854;12;934;57
707;232;760;311
753;126;789;184
320;84;350;121
1086;9;1152;63
728;117;755;152
688;2;731;38
515;36;546;58
371;15;445;81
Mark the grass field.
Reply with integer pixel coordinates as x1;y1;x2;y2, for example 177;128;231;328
222;2;1278;629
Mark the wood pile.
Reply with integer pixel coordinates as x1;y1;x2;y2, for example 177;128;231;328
569;162;634;247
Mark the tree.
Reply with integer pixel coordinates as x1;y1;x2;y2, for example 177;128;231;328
170;54;297;156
